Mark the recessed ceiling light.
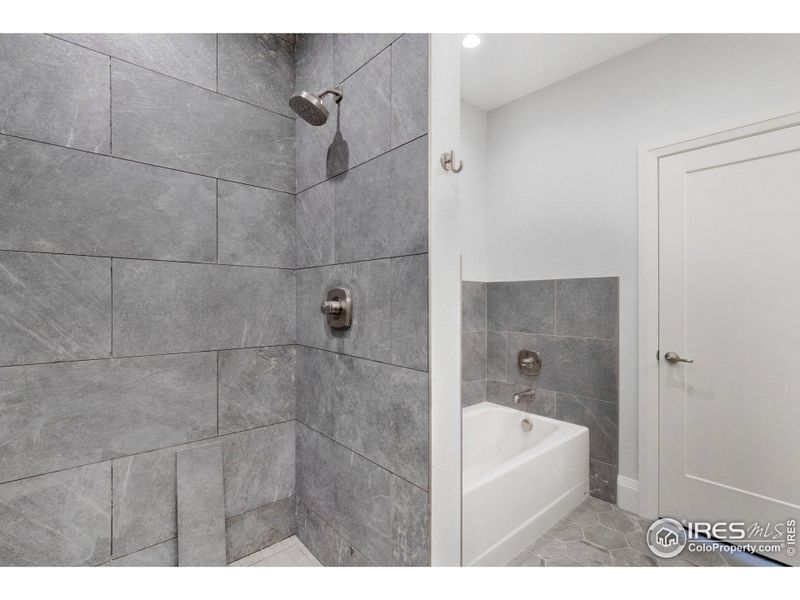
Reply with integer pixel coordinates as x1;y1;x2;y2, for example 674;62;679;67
462;34;481;49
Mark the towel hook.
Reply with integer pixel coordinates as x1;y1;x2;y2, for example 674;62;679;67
440;150;463;173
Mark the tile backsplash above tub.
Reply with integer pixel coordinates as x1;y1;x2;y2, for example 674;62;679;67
461;277;619;503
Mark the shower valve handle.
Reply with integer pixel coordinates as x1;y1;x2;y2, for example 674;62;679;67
320;300;343;315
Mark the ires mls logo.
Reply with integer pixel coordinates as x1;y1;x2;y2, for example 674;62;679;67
646;518;687;558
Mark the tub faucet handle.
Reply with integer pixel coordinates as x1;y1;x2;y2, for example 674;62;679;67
512;389;535;404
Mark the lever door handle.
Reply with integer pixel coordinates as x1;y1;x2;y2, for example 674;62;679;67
664;351;694;364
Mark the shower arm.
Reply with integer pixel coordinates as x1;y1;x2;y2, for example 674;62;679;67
315;87;344;104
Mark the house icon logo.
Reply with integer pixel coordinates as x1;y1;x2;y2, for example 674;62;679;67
646;518;687;558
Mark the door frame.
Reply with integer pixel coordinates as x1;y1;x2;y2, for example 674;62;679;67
637;107;800;519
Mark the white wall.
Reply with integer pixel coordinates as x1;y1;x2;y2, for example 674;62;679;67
481;34;800;485
458;100;488;281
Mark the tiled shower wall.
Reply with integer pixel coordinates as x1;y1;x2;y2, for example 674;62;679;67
462;278;619;502
0;33;298;566
293;34;430;566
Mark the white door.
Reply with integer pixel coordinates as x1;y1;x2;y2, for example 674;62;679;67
659;124;800;566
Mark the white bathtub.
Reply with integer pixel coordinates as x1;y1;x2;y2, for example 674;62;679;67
462;402;589;566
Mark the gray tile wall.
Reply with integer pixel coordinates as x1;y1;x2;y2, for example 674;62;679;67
0;33;298;566
461;278;619;503
293;34;430;566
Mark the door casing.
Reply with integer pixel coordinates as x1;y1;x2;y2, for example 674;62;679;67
637;108;800;519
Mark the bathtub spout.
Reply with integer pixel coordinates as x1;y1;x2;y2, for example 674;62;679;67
512;389;535;404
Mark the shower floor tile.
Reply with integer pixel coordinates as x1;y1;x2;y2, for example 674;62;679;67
507;497;779;567
229;536;323;567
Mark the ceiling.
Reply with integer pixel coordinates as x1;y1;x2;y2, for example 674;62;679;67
460;33;665;111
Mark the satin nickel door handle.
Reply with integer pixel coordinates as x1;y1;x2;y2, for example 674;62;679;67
664;351;694;364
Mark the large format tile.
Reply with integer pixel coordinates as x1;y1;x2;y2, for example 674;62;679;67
486;331;508;381
390;254;428;371
218;346;296;435
335;137;428;263
295;34;334;94
461;281;487;333
54;33;216;89
296;179;335;268
333;34;399;84
177;443;227;566
112;260;295;356
0;34;109;152
0;353;217;484
556;277;618;339
218;34;295;116
218;180;295;268
487;280;556;334
296;423;429;566
337;47;390;169
506;333;618;402
295;346;337;438
296;500;374;566
462;331;487;383
225;496;296;563
112;60;295;191
0;462;110;566
461;380;486;407
590;459;617;504
390;34;428;148
335;356;429;489
0;135;216;262
105;539;177;567
221;422;295;518
556;393;618;465
296;259;391;362
0;252;110;366
113;447;178;558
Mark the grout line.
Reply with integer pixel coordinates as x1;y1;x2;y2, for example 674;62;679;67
215;179;220;264
109;259;114;356
295;344;428;374
109;537;177;563
0;420;296;488
296;420;429;494
295;251;428;271
109;461;114;558
216;351;220;436
46;34;296;122
215;34;219;93
485;328;617;343
0;344;296;370
108;57;112;154
0;247;296;272
295;132;427;196
0;131;296;196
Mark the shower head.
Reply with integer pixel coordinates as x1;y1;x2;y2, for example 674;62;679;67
289;86;343;126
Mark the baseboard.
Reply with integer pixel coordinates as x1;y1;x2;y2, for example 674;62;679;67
616;475;639;514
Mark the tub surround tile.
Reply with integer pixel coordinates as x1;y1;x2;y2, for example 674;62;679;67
177;443;227;566
461;281;487;333
111;60;295;192
461;331;487;383
556;277;619;339
556;393;618;465
54;33;217;90
296;423;429;566
217;181;296;269
218;346;296;435
506;333;618;402
0;353;217;484
222;422;295;518
218;34;295;116
390;34;428;148
295;34;334;95
105;538;178;567
0;34;110;153
461;380;486;407
589;459;617;504
0;135;217;262
112;260;295;356
486;331;508;381
487;280;555;334
0;462;110;566
0;252;111;366
486;381;556;417
225;496;296;563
